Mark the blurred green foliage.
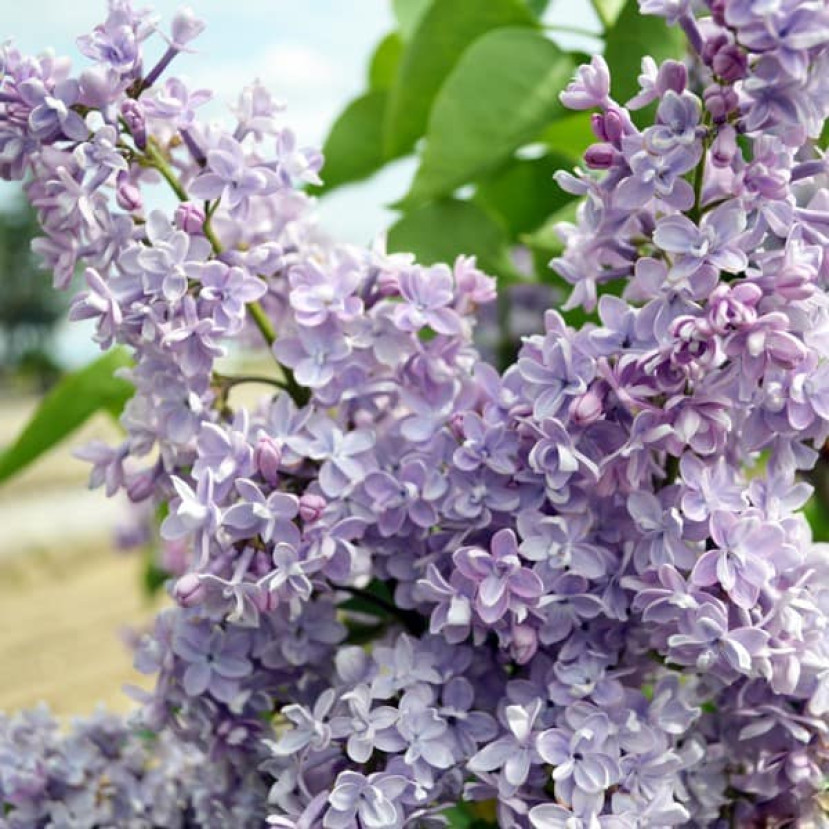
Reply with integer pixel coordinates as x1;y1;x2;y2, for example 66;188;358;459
313;0;684;297
0;199;66;387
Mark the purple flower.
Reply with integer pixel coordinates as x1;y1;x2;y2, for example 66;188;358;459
453;412;518;475
289;258;362;327
364;459;447;535
560;56;611;110
330;686;404;763
536;712;621;813
690;511;784;609
653;201;747;286
454;529;543;625
172;619;252;704
324;771;407;829
19;77;88;142
668;600;770;674
393;264;462;335
297;416;375;497
468;699;545;795
189;135;280;219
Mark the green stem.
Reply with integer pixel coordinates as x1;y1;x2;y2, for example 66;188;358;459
144;138;188;201
246;301;276;346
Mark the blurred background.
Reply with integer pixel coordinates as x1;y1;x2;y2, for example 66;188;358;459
0;0;602;713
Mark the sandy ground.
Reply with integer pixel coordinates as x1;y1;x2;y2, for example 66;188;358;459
0;397;162;716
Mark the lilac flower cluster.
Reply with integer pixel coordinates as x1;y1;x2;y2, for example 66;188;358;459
2;0;829;825
0;705;266;827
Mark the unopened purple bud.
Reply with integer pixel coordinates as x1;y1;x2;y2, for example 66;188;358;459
255;436;282;485
704;84;738;123
376;271;399;296
658;60;687;95
701;33;728;67
602;108;625;146
711;125;737;167
584;142;616;170
126;467;155;501
448;412;465;440
120;100;146;150
709;0;727;26
116;171;143;212
171;7;206;48
591;112;608;142
174;573;205;607
174;201;205;234
712;45;747;83
299;492;326;523
569;386;604;425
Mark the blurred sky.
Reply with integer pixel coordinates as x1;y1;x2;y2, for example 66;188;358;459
1;0;600;362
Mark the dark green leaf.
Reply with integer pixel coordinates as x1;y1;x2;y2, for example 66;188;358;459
402;28;574;206
806;497;829;542
368;32;404;90
604;0;684;107
392;0;433;40
314;90;389;194
591;0;626;28
474;153;576;237
0;348;132;486
387;198;515;278
384;0;537;158
525;0;552;15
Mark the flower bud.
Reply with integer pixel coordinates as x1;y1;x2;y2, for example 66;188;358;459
584;142;616;170
299;492;326;523
711;124;737;167
569;386;605;425
171;7;206;48
173;573;206;607
120;99;146;149
703;84;738;123
255;435;282;486
657;60;687;95
712;44;747;83
125;467;155;502
174;201;206;234
602;107;625;146
116;171;143;212
376;270;399;296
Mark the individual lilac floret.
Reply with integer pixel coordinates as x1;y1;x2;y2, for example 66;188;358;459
560;55;611;110
393;264;463;335
364;459;447;536
189;135;280;219
454;529;543;626
323;771;408;829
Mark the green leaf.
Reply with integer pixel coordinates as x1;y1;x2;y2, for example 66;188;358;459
539;111;596;159
402;28;574;206
392;0;433;40
314;90;389;194
384;0;537;158
604;0;684;107
522;199;581;258
0;348;132;486
525;0;552;15
368;32;403;90
591;0;626;28
474;153;576;237
387;198;514;278
806;497;829;542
